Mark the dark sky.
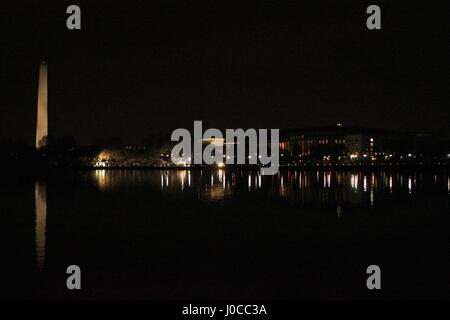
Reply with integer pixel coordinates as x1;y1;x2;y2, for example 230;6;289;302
1;0;448;145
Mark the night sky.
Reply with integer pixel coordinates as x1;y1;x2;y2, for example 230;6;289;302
1;0;448;145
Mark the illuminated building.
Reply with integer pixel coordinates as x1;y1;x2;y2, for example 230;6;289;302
279;124;421;164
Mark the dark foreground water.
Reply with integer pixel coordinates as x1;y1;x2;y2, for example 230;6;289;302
1;169;449;299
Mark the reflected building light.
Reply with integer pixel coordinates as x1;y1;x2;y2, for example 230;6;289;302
223;171;226;189
351;174;358;190
323;172;331;188
363;176;367;192
299;172;302;188
211;173;214;186
165;171;169;187
218;169;223;183
95;169;107;190
248;174;252;191
371;173;376;189
370;189;374;208
35;181;47;271
389;176;393;192
408;176;412;194
181;172;185;191
160;172;164;189
258;174;262;188
188;171;191;187
448;177;450;193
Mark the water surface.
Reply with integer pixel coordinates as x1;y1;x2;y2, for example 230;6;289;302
1;169;449;299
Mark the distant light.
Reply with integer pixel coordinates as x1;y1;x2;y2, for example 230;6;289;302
336;123;343;127
408;153;412;157
217;162;225;168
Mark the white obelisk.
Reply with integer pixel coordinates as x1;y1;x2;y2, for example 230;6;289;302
36;62;48;148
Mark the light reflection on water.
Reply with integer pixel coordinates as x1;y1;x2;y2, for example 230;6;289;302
89;169;450;207
35;181;47;271
26;169;450;274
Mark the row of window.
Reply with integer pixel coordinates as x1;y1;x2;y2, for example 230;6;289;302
282;138;346;146
318;139;346;145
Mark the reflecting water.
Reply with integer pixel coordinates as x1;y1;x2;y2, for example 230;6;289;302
2;169;450;299
34;181;47;271
88;169;449;208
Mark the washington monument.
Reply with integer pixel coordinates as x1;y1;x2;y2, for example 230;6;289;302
36;62;48;148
